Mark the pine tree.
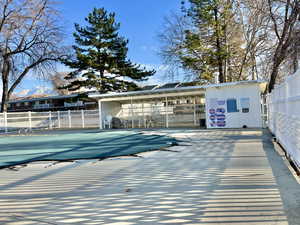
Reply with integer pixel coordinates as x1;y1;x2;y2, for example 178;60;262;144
180;0;246;83
62;8;155;93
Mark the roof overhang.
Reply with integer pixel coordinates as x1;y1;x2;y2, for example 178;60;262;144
89;80;267;101
89;86;206;102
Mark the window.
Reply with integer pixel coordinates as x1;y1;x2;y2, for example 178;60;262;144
240;97;250;113
227;98;238;113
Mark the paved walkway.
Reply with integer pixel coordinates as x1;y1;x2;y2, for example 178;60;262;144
0;129;299;225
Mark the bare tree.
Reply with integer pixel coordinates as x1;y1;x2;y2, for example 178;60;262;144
50;72;70;95
0;0;66;112
234;0;272;80
157;12;195;82
267;0;300;92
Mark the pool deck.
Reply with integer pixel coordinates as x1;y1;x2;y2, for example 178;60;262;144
0;129;299;225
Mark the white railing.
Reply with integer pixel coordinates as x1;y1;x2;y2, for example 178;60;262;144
267;69;300;168
0;102;206;133
0;109;100;133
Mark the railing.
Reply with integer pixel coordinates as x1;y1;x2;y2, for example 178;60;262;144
0;110;100;133
267;69;300;168
0;102;206;133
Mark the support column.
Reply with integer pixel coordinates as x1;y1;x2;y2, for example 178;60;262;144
98;100;103;129
165;96;169;128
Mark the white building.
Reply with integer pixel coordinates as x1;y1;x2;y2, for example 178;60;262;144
89;80;267;129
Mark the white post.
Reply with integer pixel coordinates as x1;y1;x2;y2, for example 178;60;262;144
142;103;145;128
81;109;85;128
28;111;32;131
194;97;197;126
68;110;71;128
138;102;141;128
165;97;169;128
4;112;7;133
49;111;52;129
98;100;103;129
131;97;134;128
57;111;61;128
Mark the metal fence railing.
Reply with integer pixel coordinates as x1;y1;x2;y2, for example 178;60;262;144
0;110;100;134
267;69;300;168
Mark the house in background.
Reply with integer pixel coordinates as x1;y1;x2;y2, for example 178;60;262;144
7;93;97;112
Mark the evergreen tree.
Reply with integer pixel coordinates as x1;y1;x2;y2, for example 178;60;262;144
62;8;155;93
180;0;246;83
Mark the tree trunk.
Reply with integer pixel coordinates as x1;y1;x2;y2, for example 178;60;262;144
268;62;280;93
1;58;11;113
213;8;224;83
1;79;9;113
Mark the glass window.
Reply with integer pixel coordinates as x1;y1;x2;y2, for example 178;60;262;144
240;97;250;113
227;99;238;113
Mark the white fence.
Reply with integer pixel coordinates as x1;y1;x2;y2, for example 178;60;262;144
267;70;300;168
0;110;100;133
0;103;206;134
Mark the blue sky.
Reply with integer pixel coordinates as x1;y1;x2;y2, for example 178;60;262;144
17;0;182;94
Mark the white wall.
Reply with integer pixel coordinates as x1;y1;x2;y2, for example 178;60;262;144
205;84;262;128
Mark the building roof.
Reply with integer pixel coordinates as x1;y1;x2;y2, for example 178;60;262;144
8;93;80;104
89;80;267;100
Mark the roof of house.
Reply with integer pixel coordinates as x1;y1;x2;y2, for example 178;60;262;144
8;93;81;104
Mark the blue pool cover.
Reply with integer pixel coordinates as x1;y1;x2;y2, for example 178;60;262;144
0;130;177;169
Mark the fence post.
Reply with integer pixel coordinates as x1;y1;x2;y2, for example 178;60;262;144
28;111;32;131
49;111;52;129
165;96;169;128
68;110;71;128
57;111;61;128
131;97;134;128
4;112;7;133
194;97;197;126
98;100;103;129
142;103;145;128
81;109;85;128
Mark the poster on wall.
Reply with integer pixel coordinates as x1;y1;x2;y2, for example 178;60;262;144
208;98;226;128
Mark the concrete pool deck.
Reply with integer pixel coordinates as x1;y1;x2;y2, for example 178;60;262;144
0;129;299;225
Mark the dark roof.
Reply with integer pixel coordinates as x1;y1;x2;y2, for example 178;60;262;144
8;93;80;104
140;85;158;91
156;83;180;89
